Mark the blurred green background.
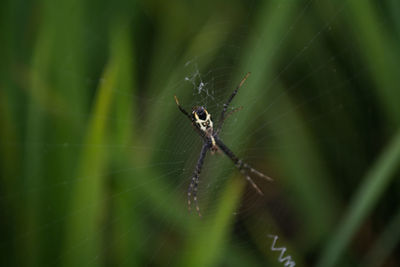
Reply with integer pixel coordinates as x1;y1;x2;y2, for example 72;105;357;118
1;0;400;266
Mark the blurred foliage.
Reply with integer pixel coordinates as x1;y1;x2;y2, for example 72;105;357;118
1;0;400;266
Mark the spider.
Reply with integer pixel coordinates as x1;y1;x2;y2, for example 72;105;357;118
174;72;273;217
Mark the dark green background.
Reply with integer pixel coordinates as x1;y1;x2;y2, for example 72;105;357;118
1;0;400;266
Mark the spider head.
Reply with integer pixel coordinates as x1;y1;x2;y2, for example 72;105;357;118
192;106;213;132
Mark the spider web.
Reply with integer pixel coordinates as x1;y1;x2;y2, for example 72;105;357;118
1;0;399;266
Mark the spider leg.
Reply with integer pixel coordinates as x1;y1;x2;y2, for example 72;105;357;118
188;143;208;217
216;72;250;133
215;106;243;135
174;95;192;121
243;172;264;195
225;106;243;118
248;166;273;181
214;137;272;195
174;95;209;141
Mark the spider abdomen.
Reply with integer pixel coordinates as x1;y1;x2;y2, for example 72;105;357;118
192;106;214;133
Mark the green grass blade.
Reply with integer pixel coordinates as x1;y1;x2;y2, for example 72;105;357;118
317;130;400;267
363;208;400;267
61;32;119;267
179;177;245;267
347;0;400;125
266;83;338;243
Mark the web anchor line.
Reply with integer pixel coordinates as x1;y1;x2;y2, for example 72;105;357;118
268;234;296;267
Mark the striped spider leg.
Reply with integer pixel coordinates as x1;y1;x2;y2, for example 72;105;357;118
174;72;272;216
